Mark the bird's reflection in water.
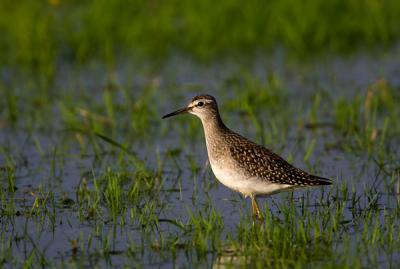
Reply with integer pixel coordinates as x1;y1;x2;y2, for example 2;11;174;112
212;249;249;269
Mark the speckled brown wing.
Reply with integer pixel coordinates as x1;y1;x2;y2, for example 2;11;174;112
227;132;332;186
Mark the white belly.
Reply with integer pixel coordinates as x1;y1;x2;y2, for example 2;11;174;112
210;162;293;197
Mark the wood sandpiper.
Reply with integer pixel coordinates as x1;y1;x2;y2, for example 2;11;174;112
162;94;332;220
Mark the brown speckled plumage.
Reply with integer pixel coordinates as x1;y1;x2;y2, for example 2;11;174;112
224;131;330;186
195;94;331;187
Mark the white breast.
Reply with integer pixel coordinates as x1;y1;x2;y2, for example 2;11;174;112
209;161;293;197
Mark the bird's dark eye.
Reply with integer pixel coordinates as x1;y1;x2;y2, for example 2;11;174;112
197;101;204;107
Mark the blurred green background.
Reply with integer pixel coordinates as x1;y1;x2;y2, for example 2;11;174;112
1;0;400;69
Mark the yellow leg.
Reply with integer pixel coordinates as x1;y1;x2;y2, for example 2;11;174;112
251;195;263;221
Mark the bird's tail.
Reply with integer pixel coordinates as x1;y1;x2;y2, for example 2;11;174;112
312;175;333;185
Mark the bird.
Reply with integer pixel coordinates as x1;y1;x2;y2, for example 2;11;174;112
162;94;332;220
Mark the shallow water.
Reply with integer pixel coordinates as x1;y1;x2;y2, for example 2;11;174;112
1;48;400;267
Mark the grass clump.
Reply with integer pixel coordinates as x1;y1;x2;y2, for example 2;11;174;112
332;81;399;156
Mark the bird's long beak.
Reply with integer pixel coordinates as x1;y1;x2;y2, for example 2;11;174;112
162;107;191;119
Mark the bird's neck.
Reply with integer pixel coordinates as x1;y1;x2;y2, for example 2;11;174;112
200;113;228;159
200;113;226;136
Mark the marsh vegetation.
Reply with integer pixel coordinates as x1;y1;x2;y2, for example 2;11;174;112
1;0;400;268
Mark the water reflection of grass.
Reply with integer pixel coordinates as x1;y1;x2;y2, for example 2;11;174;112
1;65;399;266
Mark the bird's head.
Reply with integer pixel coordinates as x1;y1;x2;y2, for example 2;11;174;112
162;94;219;120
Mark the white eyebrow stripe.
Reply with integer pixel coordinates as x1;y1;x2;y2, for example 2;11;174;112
191;98;213;107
